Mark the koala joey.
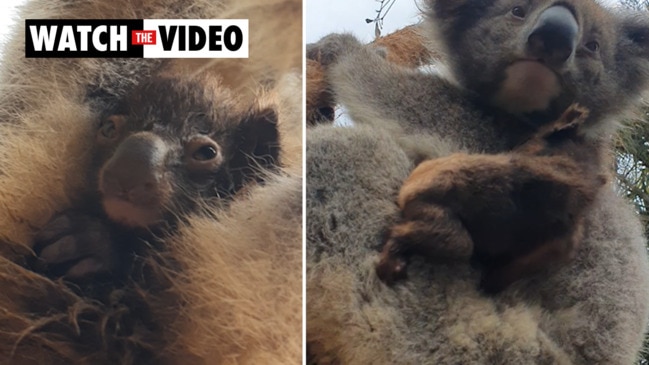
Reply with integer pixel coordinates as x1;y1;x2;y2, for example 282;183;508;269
33;75;280;282
376;104;607;294
310;0;649;289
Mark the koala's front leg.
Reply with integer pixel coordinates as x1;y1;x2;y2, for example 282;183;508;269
306;34;365;125
309;33;448;131
33;211;132;281
376;202;474;285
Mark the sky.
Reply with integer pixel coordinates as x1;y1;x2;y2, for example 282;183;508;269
305;0;422;44
304;0;620;44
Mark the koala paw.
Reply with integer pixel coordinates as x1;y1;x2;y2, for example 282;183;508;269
554;103;590;131
306;33;364;67
33;211;122;281
376;237;410;285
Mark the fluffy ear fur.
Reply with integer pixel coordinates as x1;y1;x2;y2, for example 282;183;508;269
424;0;498;40
619;14;649;53
427;0;492;21
617;14;649;93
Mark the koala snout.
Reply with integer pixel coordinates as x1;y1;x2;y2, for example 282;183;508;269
99;132;170;206
527;6;578;67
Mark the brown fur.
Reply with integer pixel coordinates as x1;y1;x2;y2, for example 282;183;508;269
171;0;302;91
306;59;335;125
0;0;302;364
377;105;607;293
372;25;437;68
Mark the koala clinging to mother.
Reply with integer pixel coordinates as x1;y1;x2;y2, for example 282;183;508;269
306;0;649;364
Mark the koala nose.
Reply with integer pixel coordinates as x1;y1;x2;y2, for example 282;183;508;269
100;132;169;205
527;6;578;66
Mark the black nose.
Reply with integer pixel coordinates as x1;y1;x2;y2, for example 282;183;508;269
100;133;168;204
527;6;578;66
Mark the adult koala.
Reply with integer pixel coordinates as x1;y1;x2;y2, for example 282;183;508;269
307;0;649;364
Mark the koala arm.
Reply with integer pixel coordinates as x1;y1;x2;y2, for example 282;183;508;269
306;26;435;127
309;34;496;151
332;35;451;127
308;35;446;124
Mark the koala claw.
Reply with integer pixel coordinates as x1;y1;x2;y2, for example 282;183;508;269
376;242;409;285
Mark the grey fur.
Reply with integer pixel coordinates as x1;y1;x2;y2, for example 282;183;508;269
307;0;649;363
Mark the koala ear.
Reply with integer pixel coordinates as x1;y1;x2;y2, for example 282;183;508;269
620;15;649;55
425;0;493;37
626;25;649;53
614;15;649;102
230;107;280;179
428;0;462;17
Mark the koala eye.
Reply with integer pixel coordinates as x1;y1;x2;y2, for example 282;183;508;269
584;41;600;53
193;145;219;161
185;136;223;172
511;6;526;18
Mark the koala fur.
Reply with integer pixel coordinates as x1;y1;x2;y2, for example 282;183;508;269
306;58;334;125
307;0;649;364
0;0;302;364
376;105;607;294
306;25;436;126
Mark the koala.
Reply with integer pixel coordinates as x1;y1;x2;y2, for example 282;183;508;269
307;0;649;364
376;104;607;294
0;0;302;364
33;75;281;281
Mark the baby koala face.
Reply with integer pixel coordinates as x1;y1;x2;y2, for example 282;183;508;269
93;77;279;229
